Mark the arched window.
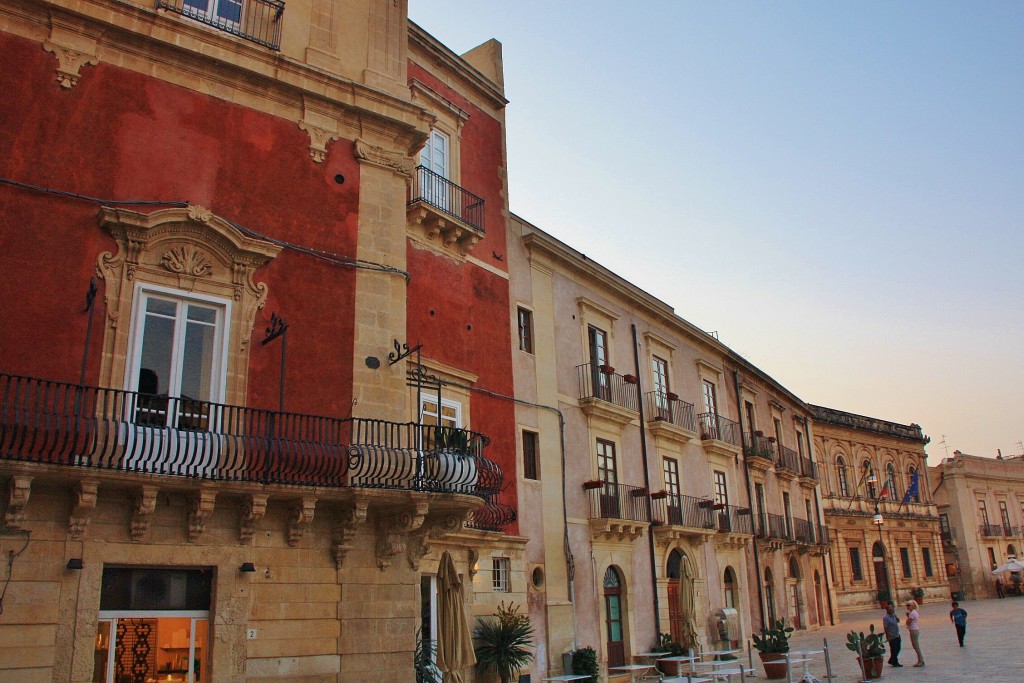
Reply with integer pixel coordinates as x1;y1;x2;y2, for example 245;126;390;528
789;556;801;579
724;566;737;609
885;463;898;501
603;566;625;667
863;460;877;499
836;457;850;497
1008;544;1017;558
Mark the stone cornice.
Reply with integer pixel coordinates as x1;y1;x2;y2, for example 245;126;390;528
408;20;508;109
810;405;929;444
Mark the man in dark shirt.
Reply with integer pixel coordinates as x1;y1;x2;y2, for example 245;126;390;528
883;602;902;666
949;601;968;646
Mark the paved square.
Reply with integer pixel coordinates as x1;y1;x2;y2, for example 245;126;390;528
783;597;1024;682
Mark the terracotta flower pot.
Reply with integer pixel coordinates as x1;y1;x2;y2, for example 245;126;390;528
759;652;788;680
857;656;884;679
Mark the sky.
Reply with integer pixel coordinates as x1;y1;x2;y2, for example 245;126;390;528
409;2;1024;461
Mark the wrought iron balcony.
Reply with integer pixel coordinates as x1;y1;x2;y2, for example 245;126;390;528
156;0;285;50
940;530;952;542
800;456;818;481
697;413;741;446
793;516;816;544
980;524;1004;538
651;493;714;530
715;504;754;535
742;432;776;462
584;482;650;523
577;364;639;413
0;373;503;500
408;165;485;232
817;523;831;546
644;391;695;432
756;512;789;541
776;444;801;475
466;496;518;532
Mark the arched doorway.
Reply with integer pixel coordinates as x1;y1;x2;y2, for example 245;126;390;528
723;566;737;610
787;556;802;629
814;571;824;627
1008;544;1017;558
764;568;777;625
666;549;699;651
872;541;889;596
604;566;625;667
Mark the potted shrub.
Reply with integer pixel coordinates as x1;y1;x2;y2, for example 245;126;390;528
582;480;603;490
568;646;598;683
599;364;615;374
846;624;886;679
474;602;535;683
651;490;668;500
652;633;685;675
623;374;638;384
911;586;925;601
751;618;794;679
875;588;891;608
414;629;441;683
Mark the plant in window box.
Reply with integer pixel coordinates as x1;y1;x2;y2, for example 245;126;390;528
629;488;649;498
755;430;764;437
751;618;794;679
666;392;679;402
582;480;603;490
846;624;886;679
712;503;726;510
650;490;669;500
599;364;615;374
622;374;638;384
697;499;715;509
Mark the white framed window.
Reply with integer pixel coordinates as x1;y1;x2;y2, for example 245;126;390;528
420;130;450;178
127;286;229;429
420;573;439;669
420;396;462;429
183;0;243;26
492;557;511;592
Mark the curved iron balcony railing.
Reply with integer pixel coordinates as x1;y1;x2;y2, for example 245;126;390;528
651;493;714;529
408;165;486;233
0;373;502;500
644;391;696;432
577;364;639;412
156;0;285;50
466;496;519;532
697;413;741;446
585;482;649;522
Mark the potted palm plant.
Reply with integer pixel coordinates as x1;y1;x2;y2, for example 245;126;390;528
846;624;886;679
474;602;535;683
751;618;794;679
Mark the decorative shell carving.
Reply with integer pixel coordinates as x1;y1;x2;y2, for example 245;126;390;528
162;246;212;277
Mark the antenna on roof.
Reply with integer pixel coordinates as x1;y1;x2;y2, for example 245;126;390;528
938;435;950;458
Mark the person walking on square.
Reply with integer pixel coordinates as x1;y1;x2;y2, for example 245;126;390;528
949;601;968;647
883;602;903;666
905;600;925;667
996;578;1005;598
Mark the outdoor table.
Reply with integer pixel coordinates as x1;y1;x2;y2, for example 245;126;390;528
657;654;700;675
661;677;713;683
609;663;656;683
542;675;591;682
786;650;823;683
700;649;739;660
706;667;747;682
634;652;672;678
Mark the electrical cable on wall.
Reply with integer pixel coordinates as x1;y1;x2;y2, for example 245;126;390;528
0;176;410;282
0;529;30;616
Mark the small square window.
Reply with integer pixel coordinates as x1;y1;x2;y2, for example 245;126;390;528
517;307;534;353
492;557;511;592
522;430;539;480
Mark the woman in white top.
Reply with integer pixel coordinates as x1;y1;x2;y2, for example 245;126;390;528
904;600;925;667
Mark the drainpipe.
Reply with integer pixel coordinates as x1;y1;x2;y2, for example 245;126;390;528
632;324;661;635
803;418;835;625
733;369;766;628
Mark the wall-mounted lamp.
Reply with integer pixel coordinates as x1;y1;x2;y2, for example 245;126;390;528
468;549;479;577
239;562;256;573
66;558;84;570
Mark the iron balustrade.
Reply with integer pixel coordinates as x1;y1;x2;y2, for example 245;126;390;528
408;165;486;233
577;364;639;412
156;0;285;50
697;413;741;446
466;496;518;532
742;432;776;461
0;373;504;500
716;504;754;535
777;444;801;473
817;524;831;546
585;482;650;523
644;391;696;432
980;524;1004;538
800;456;818;480
793;516;816;544
757;512;789;541
651;493;713;529
940;530;952;542
1005;526;1021;537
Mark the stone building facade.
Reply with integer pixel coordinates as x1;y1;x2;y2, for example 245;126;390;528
812;406;947;611
0;1;524;681
932;451;1024;600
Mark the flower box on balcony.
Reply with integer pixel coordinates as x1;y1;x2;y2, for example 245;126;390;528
666;392;679;402
650;490;668;500
755;430;764;437
713;503;727;510
737;508;752;515
767;437;776;443
623;374;638;384
599;365;615;374
697;499;715;509
630;488;649;498
582;480;603;490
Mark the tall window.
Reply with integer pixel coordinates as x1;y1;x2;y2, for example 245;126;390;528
652;356;670;412
988;547;997;569
755;483;766;534
922;547;934;577
493;557;511;592
723;567;737;609
805;499;814;525
939;514;951;536
713;471;728;506
978;500;990;526
663;458;680;497
522;430;539;480
764;568;776;624
131;290;226;429
783;492;793;538
744;401;756;436
702;380;717;415
999;501;1011;531
597;440;619;517
885;463;898;501
900;547;912;578
517;307;533;353
796;430;804;458
420;130;450;178
588;325;610;399
773;417;783;446
837;457;850;497
850;547;863;581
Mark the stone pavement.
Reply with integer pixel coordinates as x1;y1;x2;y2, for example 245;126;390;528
780;597;1024;683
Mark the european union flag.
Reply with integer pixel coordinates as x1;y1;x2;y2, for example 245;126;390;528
901;469;920;503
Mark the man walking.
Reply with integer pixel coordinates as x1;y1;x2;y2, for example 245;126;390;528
949;601;968;647
883;602;902;667
996;578;1005;598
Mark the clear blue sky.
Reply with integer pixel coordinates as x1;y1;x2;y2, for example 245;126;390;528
410;2;1024;460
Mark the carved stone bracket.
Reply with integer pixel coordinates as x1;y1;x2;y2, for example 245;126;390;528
355;138;414;178
130;486;158;542
298;95;340;162
287;497;317;547
239;493;268;544
188;489;217;542
43;41;98;88
376;498;429;571
298;121;340;162
331;495;369;569
4;476;32;529
69;480;99;540
406;513;466;570
42;14;101;89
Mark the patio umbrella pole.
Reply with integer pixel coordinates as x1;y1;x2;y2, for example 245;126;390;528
823;638;834;680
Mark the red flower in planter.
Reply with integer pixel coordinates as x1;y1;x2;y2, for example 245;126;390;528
650;490;668;500
623;374;638;384
599;364;615;374
666;392;679;402
582;480;603;490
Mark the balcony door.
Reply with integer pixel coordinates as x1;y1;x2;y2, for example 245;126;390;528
588;325;610;400
664;458;681;525
419;130;450;209
652;356;670;418
597;439;619;518
183;0;242;27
